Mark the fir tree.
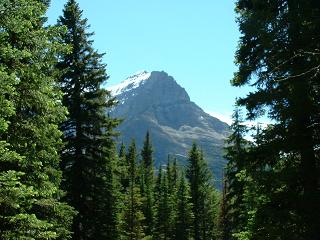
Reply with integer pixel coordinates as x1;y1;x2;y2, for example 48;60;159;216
121;140;145;240
154;165;163;219
202;181;219;240
57;0;120;238
118;142;129;192
233;0;320;239
0;0;75;238
167;158;179;195
154;165;171;240
187;143;218;240
0;14;37;236
166;158;179;239
140;132;155;237
175;174;194;240
217;177;231;240
223;107;248;238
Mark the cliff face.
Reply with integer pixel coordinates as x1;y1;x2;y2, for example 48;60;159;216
108;71;230;187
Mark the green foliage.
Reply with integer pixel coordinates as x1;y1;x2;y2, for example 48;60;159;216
153;159;182;240
175;174;194;240
187;143;219;240
230;0;320;239
118;143;130;192
217;178;231;240
140;132;155;237
120;140;145;240
154;165;171;240
0;0;75;238
166;158;180;239
222;108;249;239
57;0;120;238
106;134;219;240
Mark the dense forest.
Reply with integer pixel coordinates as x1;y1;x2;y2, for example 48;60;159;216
0;0;319;240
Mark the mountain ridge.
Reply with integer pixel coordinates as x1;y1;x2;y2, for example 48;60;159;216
107;71;230;187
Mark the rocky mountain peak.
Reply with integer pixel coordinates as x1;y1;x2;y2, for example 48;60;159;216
107;71;230;188
108;70;151;96
108;71;190;108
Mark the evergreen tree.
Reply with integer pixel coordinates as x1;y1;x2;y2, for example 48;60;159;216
114;143;128;238
187;143;218;240
121;140;145;240
140;132;155;237
118;142;130;194
153;165;163;221
223;107;248;239
202;181;219;240
0;14;38;236
166;158;179;239
233;0;320;239
217;177;231;240
0;5;28;236
187;143;205;240
57;0;120;238
167;158;179;194
154;165;171;240
175;174;194;240
0;0;75;238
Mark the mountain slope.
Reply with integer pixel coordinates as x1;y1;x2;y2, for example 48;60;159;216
108;71;230;187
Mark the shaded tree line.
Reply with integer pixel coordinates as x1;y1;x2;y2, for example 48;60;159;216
116;138;219;240
217;1;320;240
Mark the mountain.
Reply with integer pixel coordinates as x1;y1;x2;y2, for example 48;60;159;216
108;70;230;187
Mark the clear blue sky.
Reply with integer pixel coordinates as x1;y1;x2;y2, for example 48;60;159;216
47;0;249;123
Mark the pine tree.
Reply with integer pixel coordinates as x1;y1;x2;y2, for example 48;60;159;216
166;158;179;239
153;164;163;230
167;158;179;195
154;165;171;240
119;143;129;192
187;143;205;240
186;143;218;240
217;177;231;240
120;140;145;240
140;132;155;237
57;0;120;238
223;107;248;239
202;181;219;240
233;1;320;239
0;0;75;238
0;16;37;236
175;174;194;240
95;141;122;240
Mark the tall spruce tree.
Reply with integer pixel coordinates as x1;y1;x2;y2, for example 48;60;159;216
223;107;248;239
140;132;155;237
233;0;320;239
121;140;145;240
217;177;231;240
0;7;38;236
186;143;218;240
175;174;194;240
0;4;27;236
153;165;162;238
57;0;120;238
118;143;129;192
154;165;171;240
0;0;75;238
166;158;179;239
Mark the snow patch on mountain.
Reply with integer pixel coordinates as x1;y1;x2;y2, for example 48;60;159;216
108;70;151;96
